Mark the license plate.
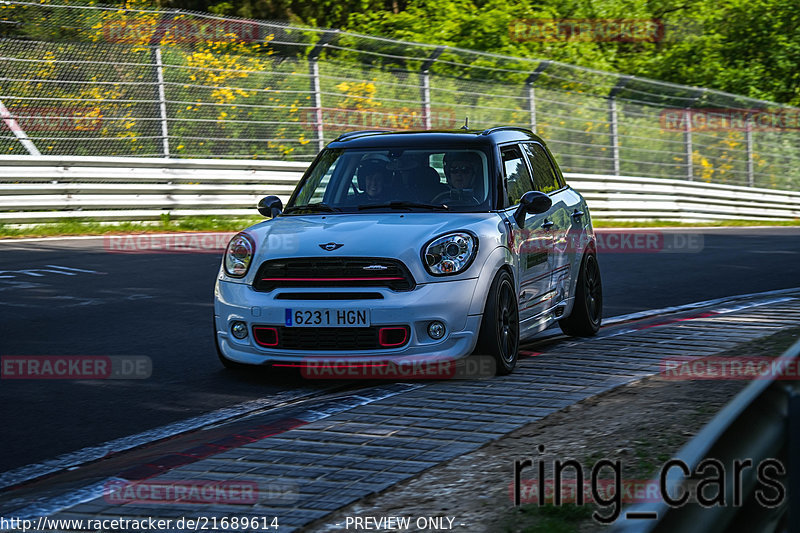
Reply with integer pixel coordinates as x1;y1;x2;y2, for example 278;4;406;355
285;308;370;327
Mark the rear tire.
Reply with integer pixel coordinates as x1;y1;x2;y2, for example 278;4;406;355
559;253;602;336
476;270;519;375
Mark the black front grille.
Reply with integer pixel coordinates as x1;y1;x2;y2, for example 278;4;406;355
253;258;415;292
280;327;377;350
275;292;384;300
268;326;409;351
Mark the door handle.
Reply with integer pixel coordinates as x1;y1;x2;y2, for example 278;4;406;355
572;209;584;220
541;219;554;230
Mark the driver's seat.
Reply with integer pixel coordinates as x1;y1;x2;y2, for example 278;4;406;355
412;167;449;203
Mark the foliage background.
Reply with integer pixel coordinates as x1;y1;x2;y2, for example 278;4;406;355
189;0;800;107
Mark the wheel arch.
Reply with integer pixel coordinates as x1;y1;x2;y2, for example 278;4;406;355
467;245;516;317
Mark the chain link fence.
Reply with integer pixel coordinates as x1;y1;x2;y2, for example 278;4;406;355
1;0;799;190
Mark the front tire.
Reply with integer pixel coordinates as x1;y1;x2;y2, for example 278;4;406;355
559;252;602;336
476;270;520;375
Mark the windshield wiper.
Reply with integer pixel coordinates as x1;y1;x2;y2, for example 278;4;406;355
358;201;449;211
283;202;342;214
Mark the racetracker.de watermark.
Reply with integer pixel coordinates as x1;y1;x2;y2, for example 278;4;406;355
1;356;151;379
661;356;800;380
103;479;297;505
509;18;665;42
3;107;101;132
659;108;800;132
594;230;702;254
303;106;459;134
512;478;664;504
102;19;268;44
104;232;300;254
104;232;234;254
291;355;497;380
512;229;703;255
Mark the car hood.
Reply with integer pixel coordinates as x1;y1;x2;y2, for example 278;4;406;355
243;212;501;282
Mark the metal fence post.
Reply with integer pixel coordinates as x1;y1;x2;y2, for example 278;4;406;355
525;61;550;134
0;99;41;155
684;89;705;182
684;108;693;181
152;47;170;158
527;83;536;134
608;77;629;176
310;60;323;151
147;11;175;158
309;31;336;151
420;46;445;130
746;111;755;187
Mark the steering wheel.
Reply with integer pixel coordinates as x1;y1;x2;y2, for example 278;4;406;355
431;190;480;205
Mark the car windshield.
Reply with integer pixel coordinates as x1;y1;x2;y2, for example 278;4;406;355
286;147;493;213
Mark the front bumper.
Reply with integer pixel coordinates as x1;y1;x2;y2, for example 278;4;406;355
214;278;483;365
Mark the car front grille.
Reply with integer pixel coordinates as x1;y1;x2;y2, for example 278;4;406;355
253;325;410;351
274;292;384;300
253;258;415;292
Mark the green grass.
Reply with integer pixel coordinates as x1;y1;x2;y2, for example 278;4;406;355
593;219;800;228
0;216;264;239
1;215;798;239
503;504;595;533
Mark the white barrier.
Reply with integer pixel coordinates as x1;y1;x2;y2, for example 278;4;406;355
0;156;303;223
0;156;798;223
566;173;800;221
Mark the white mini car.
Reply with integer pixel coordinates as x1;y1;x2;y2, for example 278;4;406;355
214;127;601;375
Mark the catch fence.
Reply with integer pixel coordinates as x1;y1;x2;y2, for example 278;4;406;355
0;1;799;191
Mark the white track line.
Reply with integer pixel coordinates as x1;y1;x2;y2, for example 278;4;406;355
527;287;800;344
603;286;800;326
602;297;797;338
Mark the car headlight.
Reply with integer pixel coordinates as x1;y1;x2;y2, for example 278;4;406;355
423;232;477;276
224;232;255;278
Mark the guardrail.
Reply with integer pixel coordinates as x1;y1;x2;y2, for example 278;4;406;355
567;174;800;222
611;339;800;532
0;156;305;223
0;156;798;223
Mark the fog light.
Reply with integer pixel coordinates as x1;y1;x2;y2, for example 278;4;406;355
231;321;248;339
428;321;445;340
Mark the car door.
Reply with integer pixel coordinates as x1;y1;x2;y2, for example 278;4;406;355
500;143;554;327
523;142;582;306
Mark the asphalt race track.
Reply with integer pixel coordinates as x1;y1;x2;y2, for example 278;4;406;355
1;227;798;475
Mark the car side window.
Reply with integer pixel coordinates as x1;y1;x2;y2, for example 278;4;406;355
502;145;534;206
523;143;560;194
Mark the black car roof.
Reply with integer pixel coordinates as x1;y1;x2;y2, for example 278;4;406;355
327;127;546;149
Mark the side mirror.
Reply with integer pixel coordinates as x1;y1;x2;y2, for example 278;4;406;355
257;196;283;218
513;191;552;228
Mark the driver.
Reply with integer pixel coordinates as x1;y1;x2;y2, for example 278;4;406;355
357;160;389;202
439;151;482;204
